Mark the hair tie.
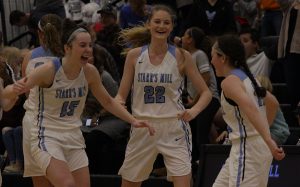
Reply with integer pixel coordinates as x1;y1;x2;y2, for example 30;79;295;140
38;20;43;32
38;21;53;32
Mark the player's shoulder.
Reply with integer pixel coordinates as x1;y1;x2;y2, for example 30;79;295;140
128;47;143;57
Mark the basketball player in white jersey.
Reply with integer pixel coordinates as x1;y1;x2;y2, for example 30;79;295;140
116;4;212;187
211;35;285;187
3;18;154;187
21;14;64;187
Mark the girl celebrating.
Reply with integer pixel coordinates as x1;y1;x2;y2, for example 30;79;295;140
211;35;285;187
117;4;212;187
3;18;154;187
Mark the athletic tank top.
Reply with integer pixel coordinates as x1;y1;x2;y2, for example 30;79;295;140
221;69;266;140
35;59;88;132
131;45;185;118
23;46;56;111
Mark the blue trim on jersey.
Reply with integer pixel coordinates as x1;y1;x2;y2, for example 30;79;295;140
180;120;192;159
230;69;247;81
31;46;53;59
168;45;176;58
237;143;245;186
235;106;247;186
52;58;61;73
37;88;47;151
142;44;176;57
141;45;148;53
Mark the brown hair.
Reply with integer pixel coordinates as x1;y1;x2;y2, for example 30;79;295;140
215;35;266;97
38;14;63;57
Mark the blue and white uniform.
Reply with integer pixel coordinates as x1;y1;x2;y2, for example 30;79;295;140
23;47;56;177
213;69;272;187
25;56;88;176
119;45;192;182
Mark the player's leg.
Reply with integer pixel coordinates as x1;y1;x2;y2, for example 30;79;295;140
32;176;53;187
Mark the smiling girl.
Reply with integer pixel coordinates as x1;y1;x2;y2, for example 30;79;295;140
2;18;154;187
211;35;285;187
117;4;212;187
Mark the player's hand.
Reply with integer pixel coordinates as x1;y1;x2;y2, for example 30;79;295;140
13;77;28;95
173;36;182;46
272;146;285;161
114;97;127;109
132;120;155;136
3;77;27;99
272;147;285;161
268;139;285;161
177;108;198;122
216;131;228;143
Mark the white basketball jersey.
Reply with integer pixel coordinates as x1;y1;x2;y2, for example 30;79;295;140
131;45;185;118
221;69;266;140
34;59;88;150
24;47;56;111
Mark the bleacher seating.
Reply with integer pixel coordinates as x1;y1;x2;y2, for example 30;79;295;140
272;83;299;127
272;83;290;104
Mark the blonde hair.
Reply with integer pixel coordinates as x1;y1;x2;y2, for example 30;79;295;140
118;4;176;55
256;75;273;93
0;46;22;81
0;46;22;67
118;25;151;54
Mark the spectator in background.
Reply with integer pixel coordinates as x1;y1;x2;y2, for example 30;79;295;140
183;0;237;99
34;0;66;18
82;44;121;121
239;27;275;77
233;0;258;30
2;126;24;173
96;4;125;77
0;58;20;112
183;0;237;41
119;0;151;29
0;57;22;186
0;47;23;81
174;0;193;36
82;44;128;174
175;27;220;164
276;0;300;125
0;49;26;173
81;2;101;25
257;0;282;37
9;0;66;48
65;0;86;23
78;2;101;43
256;75;291;145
